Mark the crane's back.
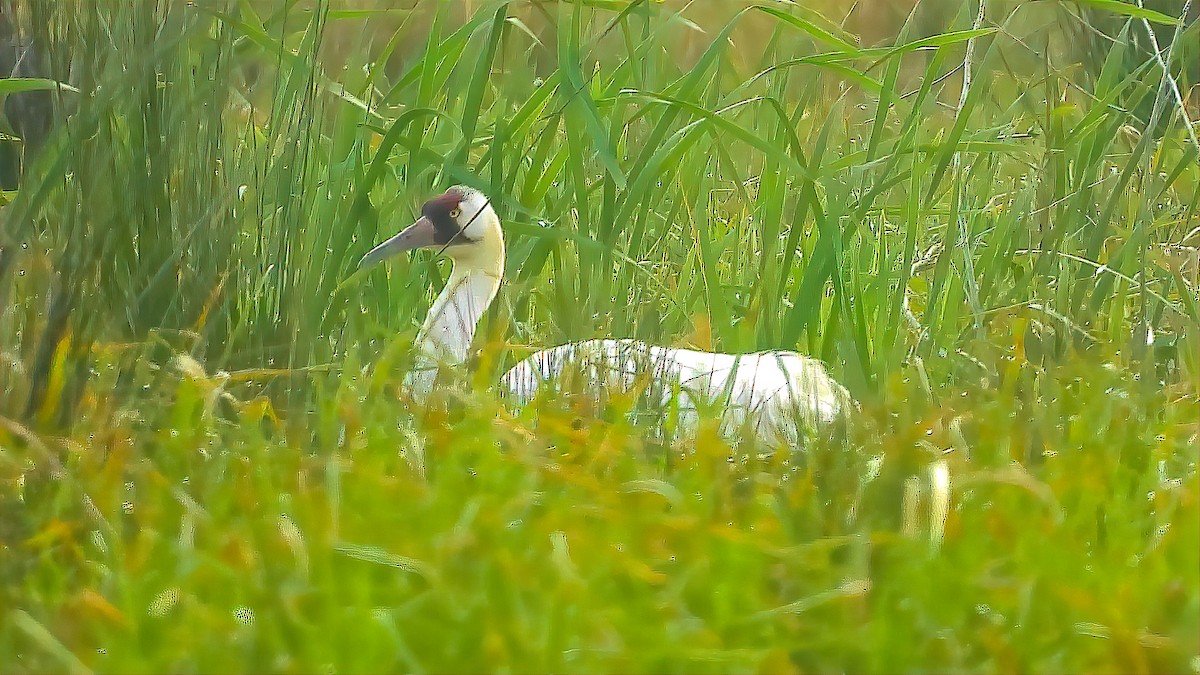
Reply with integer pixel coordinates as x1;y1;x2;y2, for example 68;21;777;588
500;339;852;449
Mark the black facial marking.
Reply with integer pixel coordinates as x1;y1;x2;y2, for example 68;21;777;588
421;191;465;245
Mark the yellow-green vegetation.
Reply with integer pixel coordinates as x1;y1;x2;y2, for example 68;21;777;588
1;1;1197;672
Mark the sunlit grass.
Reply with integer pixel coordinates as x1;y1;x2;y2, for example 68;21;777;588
0;0;1197;672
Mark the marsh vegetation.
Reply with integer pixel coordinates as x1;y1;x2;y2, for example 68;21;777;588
0;0;1196;672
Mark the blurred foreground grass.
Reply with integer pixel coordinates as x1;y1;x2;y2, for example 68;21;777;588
5;341;1199;673
0;0;1197;672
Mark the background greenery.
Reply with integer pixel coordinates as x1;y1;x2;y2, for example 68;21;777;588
0;0;1196;672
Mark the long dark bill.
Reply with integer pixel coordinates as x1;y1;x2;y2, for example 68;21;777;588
358;216;439;269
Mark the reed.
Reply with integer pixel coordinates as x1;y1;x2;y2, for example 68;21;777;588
0;1;1195;671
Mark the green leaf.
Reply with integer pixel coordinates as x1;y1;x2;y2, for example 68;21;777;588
1070;0;1181;24
0;78;79;95
752;5;861;54
558;3;627;188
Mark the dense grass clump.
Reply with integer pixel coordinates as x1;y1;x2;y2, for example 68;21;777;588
0;0;1196;672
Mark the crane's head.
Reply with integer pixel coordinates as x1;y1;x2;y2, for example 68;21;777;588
358;185;503;272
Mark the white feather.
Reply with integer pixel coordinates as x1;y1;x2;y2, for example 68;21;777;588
499;338;851;448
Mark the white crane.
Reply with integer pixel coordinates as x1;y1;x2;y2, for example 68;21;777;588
359;185;854;449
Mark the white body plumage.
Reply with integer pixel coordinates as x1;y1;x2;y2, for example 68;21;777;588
500;338;851;447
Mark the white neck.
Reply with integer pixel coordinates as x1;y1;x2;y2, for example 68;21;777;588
406;246;504;400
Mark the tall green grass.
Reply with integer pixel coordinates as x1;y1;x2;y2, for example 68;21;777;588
0;0;1197;672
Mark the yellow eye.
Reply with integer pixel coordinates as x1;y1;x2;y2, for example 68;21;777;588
449;207;462;218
